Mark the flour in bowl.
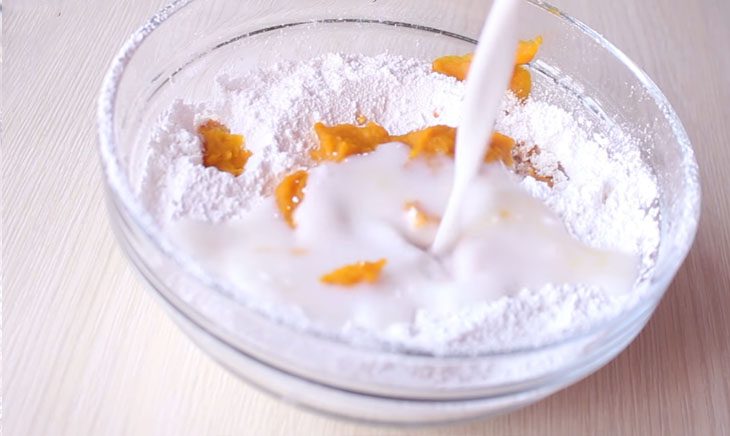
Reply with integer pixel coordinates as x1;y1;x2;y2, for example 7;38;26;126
135;53;660;355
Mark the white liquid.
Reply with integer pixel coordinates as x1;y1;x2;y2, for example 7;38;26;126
170;144;637;331
431;0;520;254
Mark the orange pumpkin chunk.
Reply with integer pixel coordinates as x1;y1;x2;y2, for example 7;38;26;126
320;259;387;286
198;120;251;176
431;53;474;81
311;123;516;166
311;122;390;162
393;125;456;159
515;36;543;65
510;66;532;101
485;132;516;166
275;170;308;228
432;36;542;81
394;125;516;166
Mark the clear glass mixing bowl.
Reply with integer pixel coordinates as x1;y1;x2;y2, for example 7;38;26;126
97;0;700;424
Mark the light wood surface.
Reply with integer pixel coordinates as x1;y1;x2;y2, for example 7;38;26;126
4;0;730;434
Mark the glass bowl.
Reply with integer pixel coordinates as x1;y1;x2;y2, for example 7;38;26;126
97;0;700;425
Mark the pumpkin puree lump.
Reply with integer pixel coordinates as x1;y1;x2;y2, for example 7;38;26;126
509;66;532;101
275;170;308;228
312;122;516;166
514;36;543;64
395;125;516;166
320;259;388;286
311;122;391;162
431;53;474;81
432;36;543;100
197;120;251;176
486;132;516;166
393;125;456;159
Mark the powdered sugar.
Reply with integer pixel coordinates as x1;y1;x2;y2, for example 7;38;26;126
137;53;464;223
136;53;660;355
497;99;660;276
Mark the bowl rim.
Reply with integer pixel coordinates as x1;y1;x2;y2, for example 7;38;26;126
96;0;701;360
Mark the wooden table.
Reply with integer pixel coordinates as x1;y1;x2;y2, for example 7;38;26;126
5;0;730;434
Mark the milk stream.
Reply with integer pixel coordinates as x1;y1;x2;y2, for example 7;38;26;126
431;0;520;254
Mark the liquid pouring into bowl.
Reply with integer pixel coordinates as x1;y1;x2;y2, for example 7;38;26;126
431;0;520;254
428;0;637;295
165;0;640;332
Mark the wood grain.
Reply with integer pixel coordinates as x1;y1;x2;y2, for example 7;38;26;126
3;0;729;435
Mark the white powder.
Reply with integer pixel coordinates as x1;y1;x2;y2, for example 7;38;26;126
138;53;464;224
137;53;660;355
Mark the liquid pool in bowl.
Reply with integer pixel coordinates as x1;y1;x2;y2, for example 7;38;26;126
98;0;700;424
